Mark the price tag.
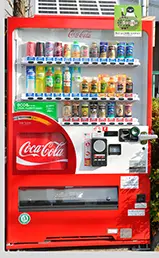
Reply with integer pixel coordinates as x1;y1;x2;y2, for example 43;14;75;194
36;56;44;62
117;58;125;63
108;118;116;122
81;93;89;98
90;93;98;98
26;56;35;62
100;58;107;63
91;58;99;63
72;117;80;122
46;57;53;62
72;93;80;98
125;117;133;122
55;57;63;62
64;58;72;62
63;93;71;98
82;58;90;63
26;93;34;97
54;93;62;98
109;58;116;63
73;58;80;62
126;58;134;63
44;93;52;97
35;93;43;97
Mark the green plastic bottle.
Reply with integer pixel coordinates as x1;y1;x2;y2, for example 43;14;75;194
54;67;62;93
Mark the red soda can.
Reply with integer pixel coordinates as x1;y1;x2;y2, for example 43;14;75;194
45;42;54;57
26;41;36;56
54;42;63;57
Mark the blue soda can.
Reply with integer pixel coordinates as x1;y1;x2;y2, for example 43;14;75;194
100;42;108;58
126;42;134;58
117;42;126;59
107;102;115;118
45;42;54;57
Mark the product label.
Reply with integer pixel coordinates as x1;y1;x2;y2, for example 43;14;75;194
135;203;147;209
128;210;145;216
120;176;139;189
14;102;57;120
46;76;53;87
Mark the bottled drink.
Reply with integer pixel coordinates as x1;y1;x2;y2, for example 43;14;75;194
72;67;81;93
36;66;45;93
26;66;35;93
72;41;80;58
64;67;71;93
45;67;54;93
54;67;62;93
90;42;98;58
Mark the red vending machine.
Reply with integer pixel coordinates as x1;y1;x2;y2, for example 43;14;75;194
6;14;157;250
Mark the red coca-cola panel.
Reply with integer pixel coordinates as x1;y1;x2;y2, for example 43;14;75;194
13;111;76;174
16;132;68;171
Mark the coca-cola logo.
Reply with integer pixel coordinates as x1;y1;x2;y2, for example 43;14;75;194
19;141;66;158
68;30;91;39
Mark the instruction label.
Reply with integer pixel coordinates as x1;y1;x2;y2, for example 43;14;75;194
128;209;145;216
120;176;139;189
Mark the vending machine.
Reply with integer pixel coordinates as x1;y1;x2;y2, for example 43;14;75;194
6;14;157;251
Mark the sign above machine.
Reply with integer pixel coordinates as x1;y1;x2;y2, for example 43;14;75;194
114;5;142;37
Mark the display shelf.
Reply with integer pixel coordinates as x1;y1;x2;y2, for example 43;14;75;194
20;93;140;102
58;118;139;126
20;56;140;67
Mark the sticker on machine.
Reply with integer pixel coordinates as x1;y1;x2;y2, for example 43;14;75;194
129;150;147;173
18;213;31;225
120;176;139;189
128;209;145;216
135;203;147;209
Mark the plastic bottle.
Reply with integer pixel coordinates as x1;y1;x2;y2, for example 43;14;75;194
72;41;80;58
26;67;35;93
45;67;54;93
36;66;45;93
64;67;71;93
54;67;62;93
72;67;81;93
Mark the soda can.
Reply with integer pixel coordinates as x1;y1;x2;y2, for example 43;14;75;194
116;102;124;117
72;102;80;117
26;42;36;56
98;102;106;118
64;44;71;58
54;42;63;57
35;42;45;56
126;43;134;58
45;42;54;57
90;102;98;118
125;103;132;117
80;45;89;58
100;42;108;58
117;42;125;59
107;102;115;118
107;45;116;59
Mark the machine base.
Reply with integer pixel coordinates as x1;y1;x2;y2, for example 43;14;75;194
6;239;150;251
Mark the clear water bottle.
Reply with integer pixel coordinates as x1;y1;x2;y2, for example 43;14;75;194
26;67;35;93
72;67;81;93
